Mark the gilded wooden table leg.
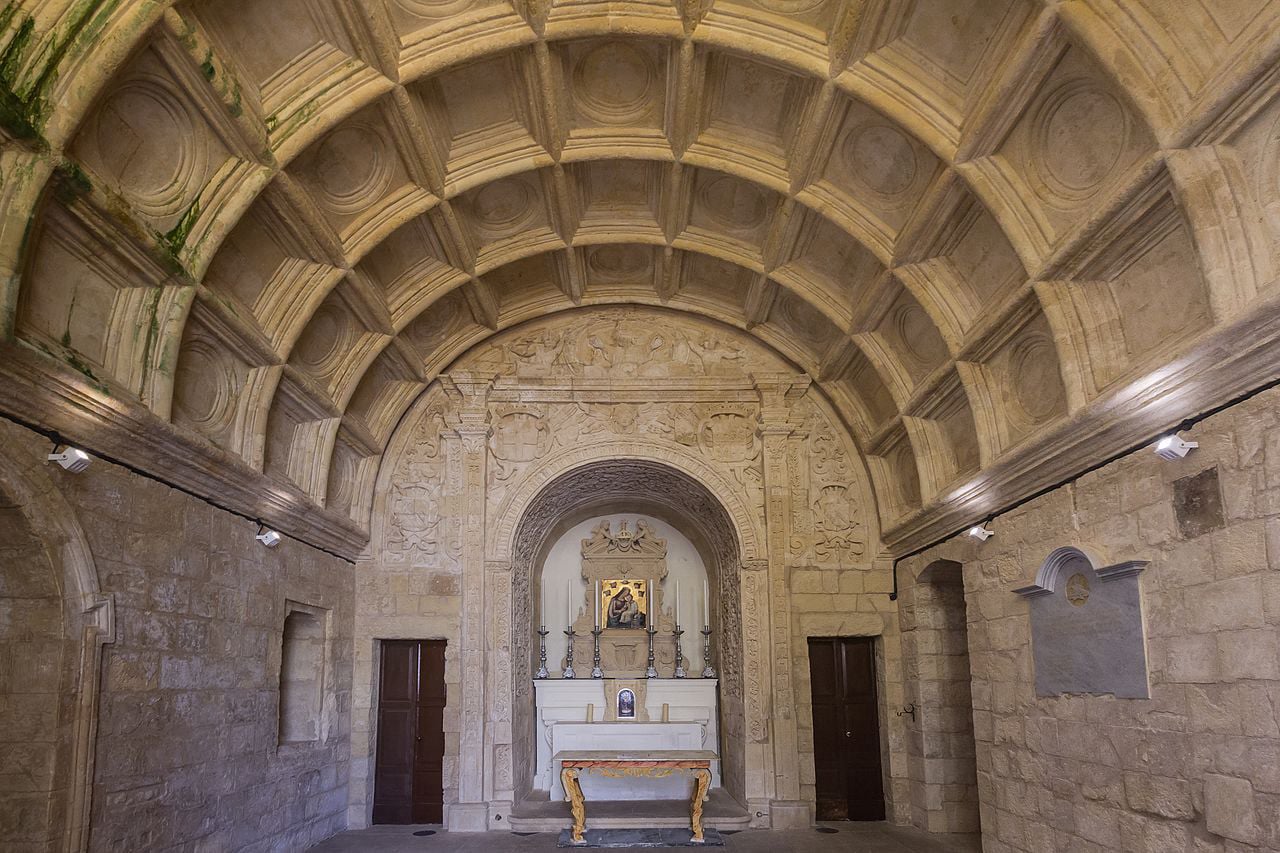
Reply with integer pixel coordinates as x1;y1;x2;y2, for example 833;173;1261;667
562;767;587;844
690;767;711;843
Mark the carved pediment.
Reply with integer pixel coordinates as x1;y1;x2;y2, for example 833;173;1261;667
581;519;667;558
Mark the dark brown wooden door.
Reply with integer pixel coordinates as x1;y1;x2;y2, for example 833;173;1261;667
809;636;885;821
373;640;446;824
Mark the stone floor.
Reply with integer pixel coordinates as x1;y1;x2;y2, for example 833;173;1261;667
309;823;982;852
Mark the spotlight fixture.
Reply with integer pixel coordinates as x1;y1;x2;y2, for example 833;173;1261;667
1154;434;1198;461
47;445;90;473
968;524;994;542
255;526;282;548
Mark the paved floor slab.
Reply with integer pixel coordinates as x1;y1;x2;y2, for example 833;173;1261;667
309;823;981;852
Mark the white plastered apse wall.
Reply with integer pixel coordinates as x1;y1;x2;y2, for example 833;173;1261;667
538;514;709;673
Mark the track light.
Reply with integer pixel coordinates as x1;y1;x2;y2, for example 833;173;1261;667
1154;434;1198;461
968;524;994;542
47;445;90;473
255;526;282;548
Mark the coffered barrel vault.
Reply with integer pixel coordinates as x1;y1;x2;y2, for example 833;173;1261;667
1;0;1279;557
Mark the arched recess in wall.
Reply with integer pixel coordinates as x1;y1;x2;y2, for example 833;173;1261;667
0;425;113;853
503;456;750;806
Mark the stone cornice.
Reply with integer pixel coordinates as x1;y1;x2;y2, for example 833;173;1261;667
0;342;369;560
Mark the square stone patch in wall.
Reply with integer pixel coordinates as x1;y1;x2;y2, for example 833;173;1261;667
1173;467;1225;539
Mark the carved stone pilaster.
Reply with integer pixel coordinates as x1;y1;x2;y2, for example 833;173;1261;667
442;374;492;825
752;374;808;808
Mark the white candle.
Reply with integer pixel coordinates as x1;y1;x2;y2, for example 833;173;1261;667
540;577;545;629
703;579;709;627
567;578;573;625
594;580;600;628
647;578;653;625
675;580;680;627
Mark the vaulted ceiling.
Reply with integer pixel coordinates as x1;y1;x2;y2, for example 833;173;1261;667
1;0;1278;558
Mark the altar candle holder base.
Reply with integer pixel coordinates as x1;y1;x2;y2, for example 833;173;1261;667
645;625;658;679
590;627;604;679
700;626;716;679
562;627;577;679
536;626;550;679
673;627;687;679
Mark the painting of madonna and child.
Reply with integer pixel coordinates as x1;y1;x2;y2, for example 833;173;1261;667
601;579;648;630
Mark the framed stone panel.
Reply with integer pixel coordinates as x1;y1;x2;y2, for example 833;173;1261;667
1014;547;1150;699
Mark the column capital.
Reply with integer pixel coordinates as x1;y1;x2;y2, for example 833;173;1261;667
751;373;809;430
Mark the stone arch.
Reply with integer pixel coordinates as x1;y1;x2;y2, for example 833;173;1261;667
0;426;113;853
502;452;754;808
489;438;764;566
915;558;963;586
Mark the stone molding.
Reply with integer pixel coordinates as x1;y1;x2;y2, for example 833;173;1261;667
0;423;113;853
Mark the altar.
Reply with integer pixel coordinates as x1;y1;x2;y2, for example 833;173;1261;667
534;679;720;800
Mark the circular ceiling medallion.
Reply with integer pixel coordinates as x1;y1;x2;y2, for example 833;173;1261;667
573;42;655;125
892;301;945;368
588;245;651;279
294;303;350;371
313;124;395;215
327;450;354;510
750;0;827;14
699;175;769;232
393;0;476;19
842;124;918;198
92;77;207;220
173;338;236;435
1033;80;1128;202
1008;333;1064;424
471;177;536;234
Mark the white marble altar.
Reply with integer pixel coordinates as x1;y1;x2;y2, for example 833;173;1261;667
534;679;720;800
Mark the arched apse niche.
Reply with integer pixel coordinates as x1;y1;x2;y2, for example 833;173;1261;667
503;459;750;807
0;424;113;853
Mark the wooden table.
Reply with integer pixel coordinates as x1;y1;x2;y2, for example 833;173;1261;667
554;749;718;844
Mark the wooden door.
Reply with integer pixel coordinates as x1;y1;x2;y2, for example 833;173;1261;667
808;637;885;821
373;640;446;824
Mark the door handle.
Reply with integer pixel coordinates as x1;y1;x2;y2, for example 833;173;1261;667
844;731;852;738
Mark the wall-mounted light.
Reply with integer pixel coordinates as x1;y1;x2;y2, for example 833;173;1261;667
255;525;282;548
47;445;91;473
968;524;994;542
1154;434;1198;461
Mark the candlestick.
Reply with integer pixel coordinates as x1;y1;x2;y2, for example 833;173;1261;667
645;624;658;679
701;626;716;678
703;579;709;626
563;626;577;679
672;625;686;679
536;626;549;679
590;626;604;679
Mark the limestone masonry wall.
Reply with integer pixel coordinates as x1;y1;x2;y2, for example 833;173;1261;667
0;421;354;853
900;386;1280;852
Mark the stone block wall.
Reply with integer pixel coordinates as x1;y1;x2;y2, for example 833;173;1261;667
0;421;354;852
789;561;910;823
897;563;980;833
899;386;1280;851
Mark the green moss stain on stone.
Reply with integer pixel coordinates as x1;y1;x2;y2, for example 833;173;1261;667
0;1;128;143
50;159;91;204
156;197;201;266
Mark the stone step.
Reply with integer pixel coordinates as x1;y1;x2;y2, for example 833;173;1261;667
507;791;751;833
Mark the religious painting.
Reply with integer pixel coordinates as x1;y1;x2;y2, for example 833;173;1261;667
602;579;648;630
617;688;636;719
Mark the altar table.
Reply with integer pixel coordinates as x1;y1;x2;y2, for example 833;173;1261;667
555;750;718;844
